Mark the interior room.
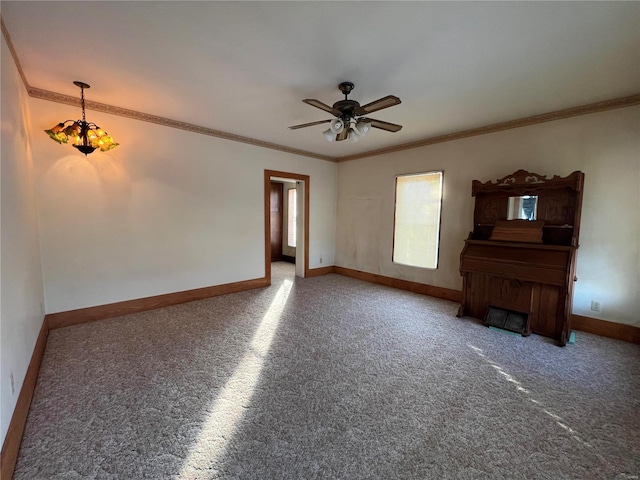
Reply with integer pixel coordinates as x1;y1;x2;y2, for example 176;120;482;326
1;2;639;478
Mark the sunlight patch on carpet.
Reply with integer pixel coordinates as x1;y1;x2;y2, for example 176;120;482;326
178;279;293;479
467;343;593;448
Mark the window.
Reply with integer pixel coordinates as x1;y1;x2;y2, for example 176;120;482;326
287;188;297;247
393;171;443;269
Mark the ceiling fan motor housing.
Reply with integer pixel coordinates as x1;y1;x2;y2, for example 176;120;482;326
335;82;359;121
333;100;360;119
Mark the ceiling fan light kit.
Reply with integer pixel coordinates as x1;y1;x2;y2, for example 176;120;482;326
323;128;337;142
330;118;345;134
289;81;402;142
354;120;371;136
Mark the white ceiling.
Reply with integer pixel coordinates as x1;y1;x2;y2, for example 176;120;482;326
3;1;639;158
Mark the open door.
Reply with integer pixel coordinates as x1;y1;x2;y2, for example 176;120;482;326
264;170;310;285
269;182;284;262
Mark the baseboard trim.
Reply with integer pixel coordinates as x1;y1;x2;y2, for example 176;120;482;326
47;277;269;330
333;266;463;302
332;267;639;343
306;266;335;277
1;317;48;480
572;314;640;344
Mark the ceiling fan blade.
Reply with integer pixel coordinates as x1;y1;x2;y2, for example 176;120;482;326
303;99;341;116
336;129;349;141
362;118;403;133
358;95;401;115
288;119;331;130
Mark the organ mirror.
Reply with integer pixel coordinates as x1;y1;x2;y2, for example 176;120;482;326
506;195;538;220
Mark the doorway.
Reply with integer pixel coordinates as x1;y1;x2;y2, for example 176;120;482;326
270;180;299;265
264;170;310;285
270;181;285;262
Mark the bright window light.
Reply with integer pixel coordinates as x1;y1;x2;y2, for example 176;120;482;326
393;171;443;269
287;189;297;248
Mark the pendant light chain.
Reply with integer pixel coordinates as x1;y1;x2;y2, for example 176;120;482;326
80;84;86;124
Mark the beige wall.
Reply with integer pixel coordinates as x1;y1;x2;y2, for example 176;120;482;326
29;99;338;314
336;106;640;327
0;38;46;444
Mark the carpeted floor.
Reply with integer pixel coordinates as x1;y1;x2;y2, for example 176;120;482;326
14;262;640;479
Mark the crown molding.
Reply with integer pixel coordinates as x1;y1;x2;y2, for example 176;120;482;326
27;86;336;162
4;15;639;164
337;94;640;162
1;15;30;90
28;84;640;164
3;13;333;162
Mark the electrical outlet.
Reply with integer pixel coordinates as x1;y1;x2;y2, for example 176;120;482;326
10;373;15;396
591;301;601;312
319;257;323;264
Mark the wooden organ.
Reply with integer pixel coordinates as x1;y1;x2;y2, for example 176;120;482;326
458;169;585;346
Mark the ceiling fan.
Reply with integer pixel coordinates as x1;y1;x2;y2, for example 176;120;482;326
289;82;402;142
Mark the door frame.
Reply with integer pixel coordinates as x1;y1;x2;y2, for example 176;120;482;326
264;170;310;284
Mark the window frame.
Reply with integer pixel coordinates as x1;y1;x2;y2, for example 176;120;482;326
392;170;444;270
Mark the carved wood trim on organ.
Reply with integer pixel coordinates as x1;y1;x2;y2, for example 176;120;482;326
459;169;585;346
472;170;583;247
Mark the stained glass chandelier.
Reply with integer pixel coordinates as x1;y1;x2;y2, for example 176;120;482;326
45;81;119;155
